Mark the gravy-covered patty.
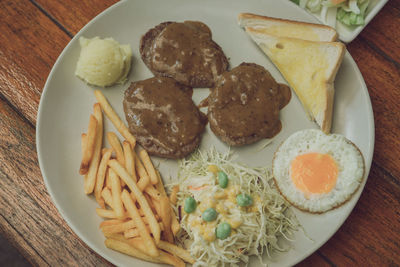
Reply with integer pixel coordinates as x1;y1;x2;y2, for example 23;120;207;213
123;77;207;158
140;21;229;88
207;63;291;146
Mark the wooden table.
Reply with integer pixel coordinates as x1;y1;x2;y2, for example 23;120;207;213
0;0;399;266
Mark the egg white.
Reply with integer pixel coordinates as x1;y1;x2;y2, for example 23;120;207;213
272;129;365;213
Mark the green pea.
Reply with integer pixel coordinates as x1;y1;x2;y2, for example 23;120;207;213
184;197;197;213
218;171;229;188
236;193;253;207
202;208;218;222
216;222;231;240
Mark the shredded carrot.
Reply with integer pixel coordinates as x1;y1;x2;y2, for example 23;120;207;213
188;185;208;191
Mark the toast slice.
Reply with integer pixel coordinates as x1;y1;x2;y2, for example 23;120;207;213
245;27;345;133
238;13;338;42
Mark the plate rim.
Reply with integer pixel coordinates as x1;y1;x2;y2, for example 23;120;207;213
36;0;375;266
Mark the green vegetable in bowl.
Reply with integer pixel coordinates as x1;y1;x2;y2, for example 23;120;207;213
289;0;371;27
336;0;369;26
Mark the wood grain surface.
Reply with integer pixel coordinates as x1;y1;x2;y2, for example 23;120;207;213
0;0;399;266
0;95;111;266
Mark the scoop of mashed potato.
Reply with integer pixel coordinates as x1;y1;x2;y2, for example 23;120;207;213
75;37;132;87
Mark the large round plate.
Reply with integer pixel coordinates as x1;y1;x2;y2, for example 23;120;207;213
36;0;374;266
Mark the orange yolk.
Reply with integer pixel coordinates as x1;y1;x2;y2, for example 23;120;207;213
290;153;338;194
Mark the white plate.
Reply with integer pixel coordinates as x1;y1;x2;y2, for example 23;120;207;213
288;0;388;43
36;0;374;266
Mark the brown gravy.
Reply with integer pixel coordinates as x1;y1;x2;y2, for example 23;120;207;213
141;21;229;88
123;77;207;158
207;63;291;146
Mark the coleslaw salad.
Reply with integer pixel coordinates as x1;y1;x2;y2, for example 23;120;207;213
167;149;298;266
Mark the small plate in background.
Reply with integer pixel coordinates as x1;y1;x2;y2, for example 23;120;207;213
288;0;388;42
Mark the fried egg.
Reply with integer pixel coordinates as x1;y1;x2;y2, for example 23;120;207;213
272;129;365;213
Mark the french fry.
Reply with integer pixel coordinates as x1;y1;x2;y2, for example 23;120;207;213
156;171;180;236
101;217;158;235
169;185;179;205
136;155;151;190
81;133;87;156
79;115;98;175
105;169;112;189
121;190;159;257
125;236;147;251
124;222;164;238
104;238;161;264
102;219;136;235
135;162;161;200
109;168;125;219
94;90;136;148
137;207;146;217
124;228;140;238
171;214;180;236
99;219;123;228
125;237;184;267
123;141;137;182
105;234;183;267
101;187;114;209
84;103;103;194
128;238;184;267
145;186;161;200
152;198;162;218
108;159;161;243
160;196;174;243
96;208;128;219
130;205;160;219
138;149;158;185
95;148;113;208
158;240;195;264
155;171;168;196
154;171;174;241
107;132;125;166
106;235;183;267
161;251;185;267
144;193;157;214
107;133;126;189
130;191;137;203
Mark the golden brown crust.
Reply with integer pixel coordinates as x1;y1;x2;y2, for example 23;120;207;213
238;12;338;42
245;27;345;133
321;42;345;133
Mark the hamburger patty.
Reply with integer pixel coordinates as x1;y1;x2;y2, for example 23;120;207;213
207;63;291;146
140;21;229;88
123;77;207;158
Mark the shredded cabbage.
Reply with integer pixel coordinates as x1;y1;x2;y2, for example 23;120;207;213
307;0;323;13
167;148;298;266
290;0;370;26
336;0;369;26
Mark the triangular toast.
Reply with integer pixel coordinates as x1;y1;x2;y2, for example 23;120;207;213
238;13;338;42
244;27;345;133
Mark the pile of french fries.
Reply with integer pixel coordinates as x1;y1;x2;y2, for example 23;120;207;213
79;90;193;267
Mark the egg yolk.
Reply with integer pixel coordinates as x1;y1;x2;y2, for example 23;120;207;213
290;153;338;194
